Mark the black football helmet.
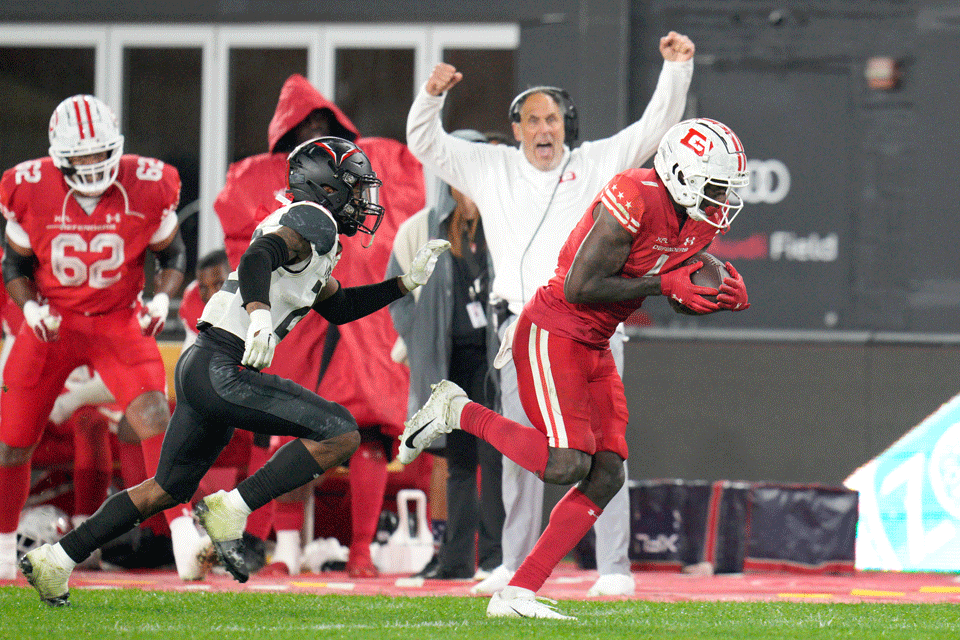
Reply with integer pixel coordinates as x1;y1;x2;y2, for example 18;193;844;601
287;137;384;237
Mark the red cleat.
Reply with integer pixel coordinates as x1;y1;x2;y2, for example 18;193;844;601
346;557;379;578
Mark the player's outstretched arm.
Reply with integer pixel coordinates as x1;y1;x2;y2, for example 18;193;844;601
313;240;450;325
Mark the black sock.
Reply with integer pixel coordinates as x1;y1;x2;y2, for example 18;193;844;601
236;439;325;512
59;490;142;564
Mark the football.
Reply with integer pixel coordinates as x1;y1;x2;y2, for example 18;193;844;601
667;252;729;315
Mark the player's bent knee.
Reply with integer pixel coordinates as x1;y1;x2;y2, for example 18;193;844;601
582;453;626;505
125;391;171;439
0;441;36;466
543;448;592;485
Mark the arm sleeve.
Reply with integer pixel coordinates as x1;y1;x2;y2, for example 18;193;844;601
405;87;493;202
2;235;36;283
153;231;187;273
312;278;406;325
238;233;289;308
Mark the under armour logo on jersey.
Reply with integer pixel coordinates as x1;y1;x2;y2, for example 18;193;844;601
684;237;695;246
105;213;121;224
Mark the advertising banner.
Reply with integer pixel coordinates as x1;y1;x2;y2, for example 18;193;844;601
845;393;960;571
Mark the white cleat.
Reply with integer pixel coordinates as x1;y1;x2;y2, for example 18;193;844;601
195;492;250;583
171;513;217;581
0;560;16;580
486;585;576;620
0;532;16;580
587;572;635;597
397;380;467;464
19;544;72;607
470;563;514;594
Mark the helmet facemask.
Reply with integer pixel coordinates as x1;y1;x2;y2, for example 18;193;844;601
48;95;124;196
683;173;747;230
337;171;384;237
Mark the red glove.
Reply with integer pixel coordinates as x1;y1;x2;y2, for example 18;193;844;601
717;262;750;311
660;261;720;314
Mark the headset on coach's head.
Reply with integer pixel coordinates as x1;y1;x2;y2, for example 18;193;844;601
508;86;579;146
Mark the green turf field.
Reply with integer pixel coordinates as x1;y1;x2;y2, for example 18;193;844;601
2;588;959;640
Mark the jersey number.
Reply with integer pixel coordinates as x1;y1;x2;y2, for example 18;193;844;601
642;254;669;276
51;233;125;288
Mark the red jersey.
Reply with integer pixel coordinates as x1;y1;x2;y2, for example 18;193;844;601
526;168;722;348
0;155;180;316
178;280;204;335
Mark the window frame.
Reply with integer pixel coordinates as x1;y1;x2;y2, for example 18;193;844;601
0;22;519;255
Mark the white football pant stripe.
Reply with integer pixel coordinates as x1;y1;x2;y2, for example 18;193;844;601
527;323;568;449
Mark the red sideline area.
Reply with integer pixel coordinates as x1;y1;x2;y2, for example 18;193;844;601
5;564;960;604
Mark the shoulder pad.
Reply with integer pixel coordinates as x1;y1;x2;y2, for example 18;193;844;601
279;202;338;255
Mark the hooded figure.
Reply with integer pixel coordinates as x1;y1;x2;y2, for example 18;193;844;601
213;74;426;577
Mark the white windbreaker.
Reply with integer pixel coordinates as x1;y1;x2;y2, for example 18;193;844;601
406;59;693;316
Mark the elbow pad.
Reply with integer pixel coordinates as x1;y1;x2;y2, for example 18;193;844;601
2;238;37;284
154;232;187;273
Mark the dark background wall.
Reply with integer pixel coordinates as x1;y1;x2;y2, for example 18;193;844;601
621;334;960;486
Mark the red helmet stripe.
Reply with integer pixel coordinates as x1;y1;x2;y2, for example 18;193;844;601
83;97;96;139
72;97;87;140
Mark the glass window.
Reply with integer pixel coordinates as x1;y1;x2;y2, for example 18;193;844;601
229;48;308;163
0;47;95;172
335;48;414;142
442;48;515;142
123;47;202;290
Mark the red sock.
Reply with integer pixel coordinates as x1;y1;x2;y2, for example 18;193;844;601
72;407;113;516
274;499;305;532
139;433;189;526
460;402;549;478
73;469;113;516
510;488;602;592
115;439;147;489
0;463;30;532
139;433;164;476
348;441;387;562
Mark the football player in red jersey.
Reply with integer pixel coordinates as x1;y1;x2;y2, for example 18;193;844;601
0;95;189;580
399;118;752;619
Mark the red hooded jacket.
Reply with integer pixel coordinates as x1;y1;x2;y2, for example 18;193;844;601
214;74;424;437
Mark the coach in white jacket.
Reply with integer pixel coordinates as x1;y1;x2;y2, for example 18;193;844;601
406;31;695;596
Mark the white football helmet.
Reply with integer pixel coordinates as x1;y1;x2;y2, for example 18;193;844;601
654;118;749;229
16;505;72;558
48;95;124;196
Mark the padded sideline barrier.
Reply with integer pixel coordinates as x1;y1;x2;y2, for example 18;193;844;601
626;479;858;574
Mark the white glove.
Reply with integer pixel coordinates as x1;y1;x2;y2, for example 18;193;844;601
242;308;277;370
23;300;61;342
400;239;451;292
138;292;170;337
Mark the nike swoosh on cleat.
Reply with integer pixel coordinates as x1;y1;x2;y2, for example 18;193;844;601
404;419;436;449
